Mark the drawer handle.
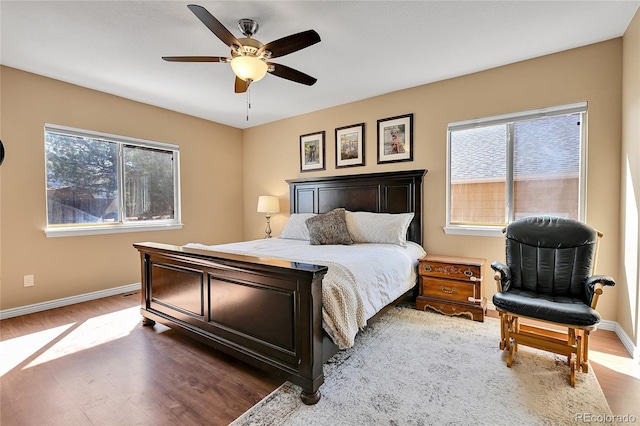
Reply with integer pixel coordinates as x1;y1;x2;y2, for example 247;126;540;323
439;285;456;294
424;265;432;273
464;269;473;277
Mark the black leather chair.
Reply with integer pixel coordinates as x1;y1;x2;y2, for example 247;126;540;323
491;216;615;386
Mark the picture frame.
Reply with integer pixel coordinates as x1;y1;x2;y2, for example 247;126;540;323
377;113;413;164
335;123;365;168
300;131;326;172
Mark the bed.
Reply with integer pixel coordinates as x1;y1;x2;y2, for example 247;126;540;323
134;169;426;404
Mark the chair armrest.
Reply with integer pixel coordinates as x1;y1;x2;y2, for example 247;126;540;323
491;261;511;292
585;275;615;308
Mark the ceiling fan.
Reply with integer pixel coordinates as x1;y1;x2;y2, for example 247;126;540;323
163;4;321;93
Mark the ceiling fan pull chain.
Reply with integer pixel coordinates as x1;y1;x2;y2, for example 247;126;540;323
246;86;251;121
245;83;254;121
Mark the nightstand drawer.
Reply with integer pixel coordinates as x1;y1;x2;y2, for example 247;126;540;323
416;298;484;321
419;260;481;281
420;277;475;303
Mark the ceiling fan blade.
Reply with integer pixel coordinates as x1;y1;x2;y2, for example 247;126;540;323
187;4;242;49
162;56;227;62
235;77;249;93
258;30;320;58
268;63;317;86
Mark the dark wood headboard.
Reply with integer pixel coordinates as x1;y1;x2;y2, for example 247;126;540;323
286;169;427;245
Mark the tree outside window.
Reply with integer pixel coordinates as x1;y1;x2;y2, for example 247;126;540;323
45;125;179;232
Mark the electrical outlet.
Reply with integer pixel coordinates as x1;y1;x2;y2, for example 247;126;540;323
24;274;34;287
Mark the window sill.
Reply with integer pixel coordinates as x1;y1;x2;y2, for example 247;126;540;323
45;222;183;238
443;225;505;237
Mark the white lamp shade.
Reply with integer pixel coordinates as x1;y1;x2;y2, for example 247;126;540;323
257;196;280;214
231;56;268;82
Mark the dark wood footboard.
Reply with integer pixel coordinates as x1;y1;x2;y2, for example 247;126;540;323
134;242;329;404
134;169;426;404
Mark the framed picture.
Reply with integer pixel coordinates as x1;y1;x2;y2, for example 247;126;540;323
335;123;365;168
300;131;325;172
377;113;413;164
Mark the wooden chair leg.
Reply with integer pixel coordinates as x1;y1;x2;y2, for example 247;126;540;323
499;312;507;350
507;341;516;367
567;329;576;366
576;334;582;380
513;316;519;352
504;313;517;367
582;331;590;373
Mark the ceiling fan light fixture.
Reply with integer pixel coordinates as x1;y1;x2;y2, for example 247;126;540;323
165;5;319;93
230;55;268;82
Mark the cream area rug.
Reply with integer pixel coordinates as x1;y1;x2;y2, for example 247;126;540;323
231;307;614;426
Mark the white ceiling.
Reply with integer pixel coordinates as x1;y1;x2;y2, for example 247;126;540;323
1;1;638;129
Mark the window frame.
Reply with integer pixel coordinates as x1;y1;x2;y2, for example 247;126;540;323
444;102;588;237
44;123;182;237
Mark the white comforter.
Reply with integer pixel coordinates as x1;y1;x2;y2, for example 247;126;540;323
184;239;425;349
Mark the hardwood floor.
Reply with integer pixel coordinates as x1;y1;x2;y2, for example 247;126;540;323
1;293;638;425
0;293;283;426
589;329;640;421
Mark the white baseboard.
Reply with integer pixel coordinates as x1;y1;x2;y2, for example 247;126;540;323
612;322;640;361
597;319;616;331
486;301;638;360
0;283;141;320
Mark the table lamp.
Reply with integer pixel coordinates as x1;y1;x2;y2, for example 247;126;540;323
257;195;280;238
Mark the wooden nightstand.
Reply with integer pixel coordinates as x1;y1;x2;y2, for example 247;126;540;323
416;254;486;322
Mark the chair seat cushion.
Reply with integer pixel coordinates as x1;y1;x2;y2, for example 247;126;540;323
493;289;601;326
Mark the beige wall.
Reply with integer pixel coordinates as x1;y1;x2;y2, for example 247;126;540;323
0;66;244;310
620;9;640;348
242;40;623;326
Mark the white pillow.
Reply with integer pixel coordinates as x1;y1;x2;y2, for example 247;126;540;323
345;211;414;246
279;213;316;240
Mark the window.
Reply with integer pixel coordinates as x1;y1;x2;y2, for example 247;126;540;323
445;102;587;236
45;124;181;237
